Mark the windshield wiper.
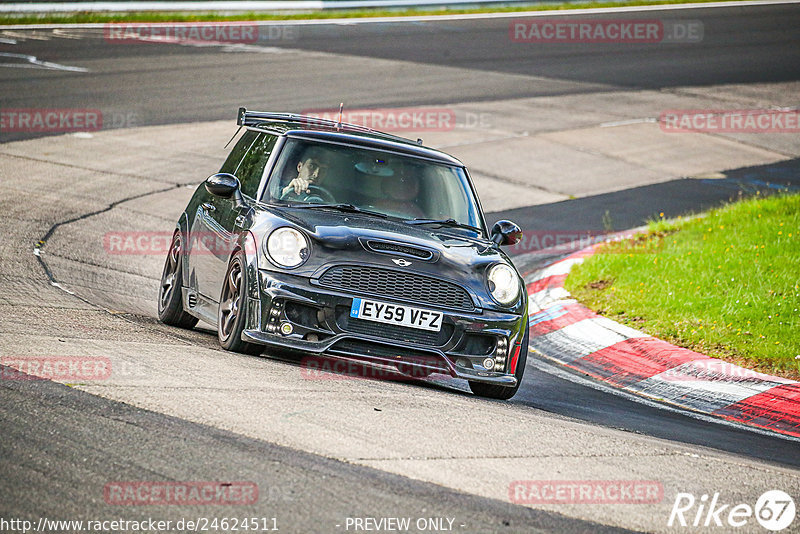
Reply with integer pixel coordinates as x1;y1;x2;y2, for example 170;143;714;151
288;203;388;219
405;218;482;233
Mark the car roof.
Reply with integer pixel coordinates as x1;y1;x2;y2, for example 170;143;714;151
237;109;464;166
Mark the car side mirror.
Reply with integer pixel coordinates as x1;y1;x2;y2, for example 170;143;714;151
205;173;246;209
490;220;522;246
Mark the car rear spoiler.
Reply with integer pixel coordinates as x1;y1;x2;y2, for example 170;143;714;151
236;107;422;146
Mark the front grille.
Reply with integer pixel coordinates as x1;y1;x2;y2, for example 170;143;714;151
335;306;453;346
319;266;473;310
329;339;450;371
365;240;434;260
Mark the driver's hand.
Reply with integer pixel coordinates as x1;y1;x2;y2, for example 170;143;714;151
283;178;310;197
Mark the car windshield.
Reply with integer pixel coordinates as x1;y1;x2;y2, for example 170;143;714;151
264;138;484;233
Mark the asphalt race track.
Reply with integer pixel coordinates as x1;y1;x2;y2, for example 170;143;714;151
1;2;800;533
2;2;800;141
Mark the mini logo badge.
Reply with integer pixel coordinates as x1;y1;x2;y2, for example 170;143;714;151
392;258;412;267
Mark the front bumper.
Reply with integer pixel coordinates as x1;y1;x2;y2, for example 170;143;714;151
243;269;525;387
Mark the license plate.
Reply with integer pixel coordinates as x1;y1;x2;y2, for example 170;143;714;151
350;298;443;332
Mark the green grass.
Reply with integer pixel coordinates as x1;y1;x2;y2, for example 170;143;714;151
0;0;745;25
565;193;800;379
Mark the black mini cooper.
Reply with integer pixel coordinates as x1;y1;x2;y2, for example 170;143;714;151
158;108;528;399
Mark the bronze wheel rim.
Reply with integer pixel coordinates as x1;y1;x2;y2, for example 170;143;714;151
219;258;243;340
159;234;181;311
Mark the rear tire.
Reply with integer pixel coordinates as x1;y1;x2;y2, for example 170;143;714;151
469;317;529;400
218;252;262;355
158;231;198;329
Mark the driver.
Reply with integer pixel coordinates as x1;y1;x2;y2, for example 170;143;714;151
281;148;329;199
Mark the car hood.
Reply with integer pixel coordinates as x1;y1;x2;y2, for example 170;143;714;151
250;205;520;310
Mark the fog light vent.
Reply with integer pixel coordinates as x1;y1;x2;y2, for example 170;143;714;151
285;301;321;329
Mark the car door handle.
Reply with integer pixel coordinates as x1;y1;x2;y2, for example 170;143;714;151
235;214;246;227
201;202;216;212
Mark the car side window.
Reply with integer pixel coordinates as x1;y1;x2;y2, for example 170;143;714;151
219;130;259;175
235;133;278;199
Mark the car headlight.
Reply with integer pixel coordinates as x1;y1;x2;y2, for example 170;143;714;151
266;227;309;268
487;263;520;306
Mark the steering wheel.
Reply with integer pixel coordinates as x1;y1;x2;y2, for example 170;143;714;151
281;184;336;204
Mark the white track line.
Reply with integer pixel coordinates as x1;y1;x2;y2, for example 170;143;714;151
0;52;88;72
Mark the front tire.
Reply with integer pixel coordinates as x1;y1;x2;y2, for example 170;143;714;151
469;318;529;400
158;231;198;329
218;252;261;355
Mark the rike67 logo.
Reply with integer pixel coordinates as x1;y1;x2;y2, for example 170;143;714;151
668;490;795;531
